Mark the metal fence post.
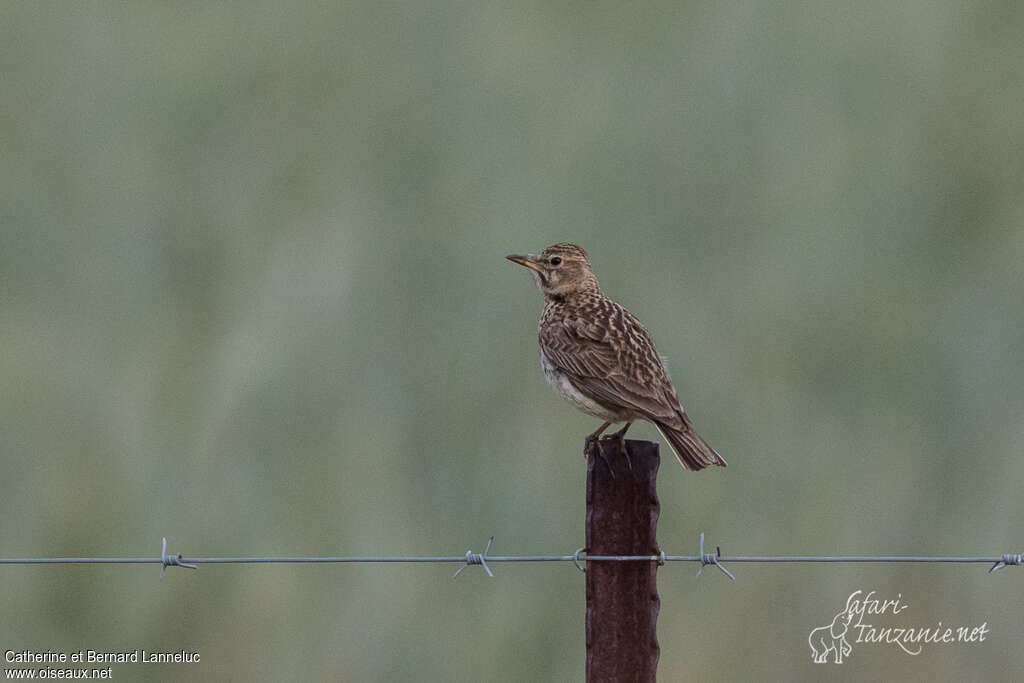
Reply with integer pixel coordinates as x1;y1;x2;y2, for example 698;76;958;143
585;438;661;682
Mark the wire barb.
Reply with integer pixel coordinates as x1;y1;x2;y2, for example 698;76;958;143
695;532;734;581
160;537;197;578
573;547;586;573
452;536;494;579
989;552;1023;573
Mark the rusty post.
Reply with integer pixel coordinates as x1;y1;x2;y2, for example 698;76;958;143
585;438;661;683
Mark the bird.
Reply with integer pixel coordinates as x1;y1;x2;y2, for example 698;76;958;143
506;243;726;471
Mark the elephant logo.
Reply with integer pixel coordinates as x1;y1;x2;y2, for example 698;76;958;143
808;593;858;663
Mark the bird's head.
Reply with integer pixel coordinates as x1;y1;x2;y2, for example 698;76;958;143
506;243;600;299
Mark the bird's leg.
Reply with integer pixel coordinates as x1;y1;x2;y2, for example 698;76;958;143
602;422;633;471
584;421;614;478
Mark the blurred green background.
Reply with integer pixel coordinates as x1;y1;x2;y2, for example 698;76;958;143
2;2;1022;681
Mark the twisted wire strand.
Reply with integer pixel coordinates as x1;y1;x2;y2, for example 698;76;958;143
0;536;1019;578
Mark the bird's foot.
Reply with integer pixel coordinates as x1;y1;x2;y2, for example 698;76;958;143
584;434;615;479
600;424;633;472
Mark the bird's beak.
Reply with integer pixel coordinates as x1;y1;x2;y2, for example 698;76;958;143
506;253;543;273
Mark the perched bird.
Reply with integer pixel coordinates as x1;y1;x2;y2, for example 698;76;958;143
507;243;726;471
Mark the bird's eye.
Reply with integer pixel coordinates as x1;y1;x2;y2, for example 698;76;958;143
549;257;562;266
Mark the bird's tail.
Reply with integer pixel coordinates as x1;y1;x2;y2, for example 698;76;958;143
654;421;727;471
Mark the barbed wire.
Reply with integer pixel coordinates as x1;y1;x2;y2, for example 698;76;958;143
0;534;1020;581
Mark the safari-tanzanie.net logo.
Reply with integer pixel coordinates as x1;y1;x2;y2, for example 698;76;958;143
808;590;988;663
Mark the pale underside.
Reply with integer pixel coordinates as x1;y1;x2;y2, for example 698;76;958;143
540;350;638;423
541;348;692;461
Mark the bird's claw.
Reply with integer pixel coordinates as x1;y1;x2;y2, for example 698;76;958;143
585;435;615;479
600;429;633;472
606;436;633;471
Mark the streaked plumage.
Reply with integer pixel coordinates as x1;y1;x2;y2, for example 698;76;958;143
507;243;725;471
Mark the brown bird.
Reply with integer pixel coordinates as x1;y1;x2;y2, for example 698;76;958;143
507;243;726;471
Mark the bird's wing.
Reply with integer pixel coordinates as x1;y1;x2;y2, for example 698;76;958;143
540;306;686;428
